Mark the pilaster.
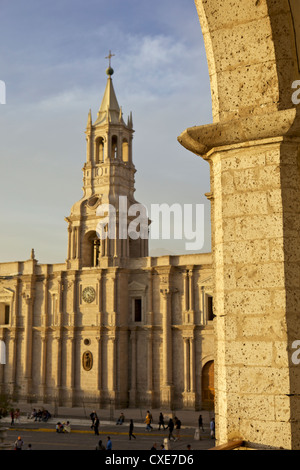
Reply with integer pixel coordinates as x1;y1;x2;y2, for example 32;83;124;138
179;108;300;448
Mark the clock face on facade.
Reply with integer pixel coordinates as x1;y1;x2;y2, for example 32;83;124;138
82;286;96;304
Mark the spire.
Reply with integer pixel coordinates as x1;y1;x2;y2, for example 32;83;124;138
94;51;121;126
86;108;92;129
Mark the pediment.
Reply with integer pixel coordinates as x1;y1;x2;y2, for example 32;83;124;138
198;276;212;286
0;287;14;302
128;281;147;292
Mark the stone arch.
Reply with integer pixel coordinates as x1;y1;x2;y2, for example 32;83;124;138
201;359;214;410
82;230;100;267
194;0;300;122
95;136;105;163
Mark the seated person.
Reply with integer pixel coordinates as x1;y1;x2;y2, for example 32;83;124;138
116;412;125;425
42;409;51;422
56;422;64;433
35;410;43;422
63;421;71;433
27;409;37;420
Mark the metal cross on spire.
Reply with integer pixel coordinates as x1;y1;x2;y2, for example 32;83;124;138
105;50;115;68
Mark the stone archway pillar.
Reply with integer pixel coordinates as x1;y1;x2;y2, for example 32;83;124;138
179;0;300;450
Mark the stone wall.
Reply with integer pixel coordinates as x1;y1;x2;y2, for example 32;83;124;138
178;0;300;449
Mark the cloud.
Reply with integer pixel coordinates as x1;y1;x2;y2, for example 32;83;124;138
0;1;212;263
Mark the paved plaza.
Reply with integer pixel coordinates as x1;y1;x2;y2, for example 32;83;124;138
0;404;215;451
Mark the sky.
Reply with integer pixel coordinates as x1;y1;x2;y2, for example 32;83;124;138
0;0;213;264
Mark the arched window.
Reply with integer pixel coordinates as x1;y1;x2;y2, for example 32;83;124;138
95;137;104;163
82;231;100;267
112;136;118;159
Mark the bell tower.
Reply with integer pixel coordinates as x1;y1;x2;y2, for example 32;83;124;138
65;53;149;269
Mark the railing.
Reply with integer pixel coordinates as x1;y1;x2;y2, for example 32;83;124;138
209;440;245;450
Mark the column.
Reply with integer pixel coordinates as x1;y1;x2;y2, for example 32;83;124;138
112;272;117;321
183;334;196;409
160;288;173;406
97;335;102;404
64;334;72;399
188;268;194;324
101;237;105;257
55;277;63;404
40;278;48;398
97;274;103;327
58;278;63;326
110;336;117;401
69;278;77;406
76;226;81;259
67;226;71;260
114;222;119;258
55;334;62;404
11;280;19;391
147;331;153;403
129;329;137;406
96;273;103;405
23;293;34;398
0;329;5;389
183;270;189;323
146;270;154;406
93;239;98;267
183;271;189;312
12;279;19;329
190;338;196;394
183;338;190;392
41;335;47;399
70;334;76;388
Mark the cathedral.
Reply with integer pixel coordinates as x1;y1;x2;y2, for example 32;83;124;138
0;63;214;411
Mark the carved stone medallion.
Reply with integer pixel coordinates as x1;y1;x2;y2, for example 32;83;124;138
82;351;93;371
82;286;95;304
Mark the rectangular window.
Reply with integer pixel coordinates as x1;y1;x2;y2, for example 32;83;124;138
207;295;214;321
134;298;142;322
0;303;10;325
4;305;9;325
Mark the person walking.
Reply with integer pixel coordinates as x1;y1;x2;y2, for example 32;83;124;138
90;410;97;429
129;419;136;440
94;416;100;435
144;413;152;431
198;414;204;432
147;410;153;430
158;412;166;430
175;416;181;441
210;418;215;439
106;436;112;450
14;409;20;424
95;439;105;450
14;436;24;451
10;409;14;426
167;418;175;441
